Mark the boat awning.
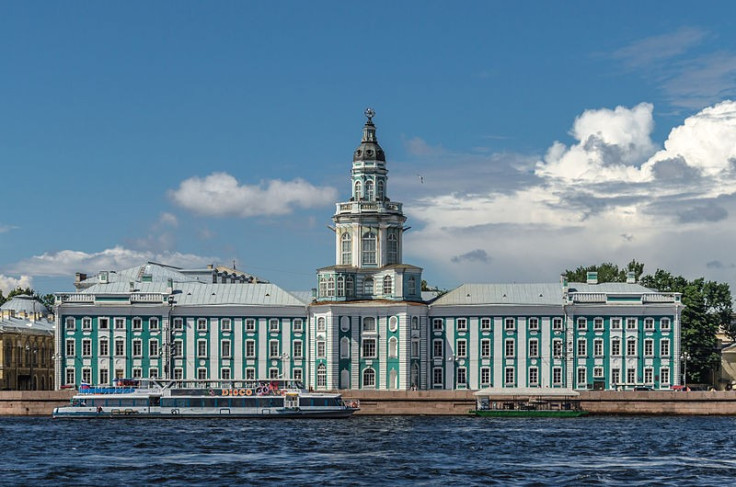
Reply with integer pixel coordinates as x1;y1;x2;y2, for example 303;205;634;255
474;387;580;397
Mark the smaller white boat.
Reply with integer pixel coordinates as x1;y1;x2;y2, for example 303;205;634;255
53;379;359;419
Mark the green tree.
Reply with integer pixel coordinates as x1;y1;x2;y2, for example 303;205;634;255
564;259;645;283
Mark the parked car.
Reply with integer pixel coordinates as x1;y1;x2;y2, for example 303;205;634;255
633;386;653;391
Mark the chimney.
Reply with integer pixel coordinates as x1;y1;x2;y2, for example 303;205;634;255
586;271;598;285
626;271;636;284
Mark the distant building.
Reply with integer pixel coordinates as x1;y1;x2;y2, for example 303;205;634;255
0;295;55;390
55;111;683;391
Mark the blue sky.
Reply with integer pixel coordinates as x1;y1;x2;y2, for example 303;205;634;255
2;2;736;295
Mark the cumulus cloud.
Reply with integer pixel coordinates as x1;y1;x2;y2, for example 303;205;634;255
8;247;217;277
0;275;33;295
405;100;736;292
168;172;338;218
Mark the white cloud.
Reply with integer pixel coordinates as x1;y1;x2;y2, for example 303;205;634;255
168;172;338;218
0;224;17;234
158;212;179;228
0;275;34;295
8;246;217;277
405;100;736;291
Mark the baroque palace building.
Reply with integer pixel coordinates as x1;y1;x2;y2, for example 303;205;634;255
55;110;683;391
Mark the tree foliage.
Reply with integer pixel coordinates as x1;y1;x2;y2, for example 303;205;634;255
564;260;645;283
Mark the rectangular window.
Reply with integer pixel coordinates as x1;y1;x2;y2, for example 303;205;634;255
528;318;539;331
133;339;142;357
593;367;604;378
411;340;419;358
221;319;231;332
269;319;280;332
293;319;303;332
577;367;587;388
661;318;671;331
644;339;654;357
82;317;92;331
173;318;183;331
553;340;563;359
173;340;183;358
594;318;604;330
99;318;109;330
553;367;562;386
612;368;621;386
661;367;670;385
149;340;159;357
480;367;491;386
132;318;142;330
363;339;377;358
505;339;515;357
100;368;109;385
644;367;653;384
644;318;655;330
577;317;587;330
293;368;303;382
269;340;279;358
198;368;207;380
626;318;637;330
245;368;255;380
82;339;91;357
611;318;622;330
612;339;621;356
65;317;75;330
269;368;279;379
481;339;491;358
504;367;515;386
433;319;443;331
149;368;159;379
317;341;326;358
480;318;491;331
245;319;256;332
197;318;208;332
293;340;303;359
504;318;515;331
433;339;443;358
627;339;637;356
221;368;231;380
197;340;207;358
577;339;586;357
552;318;563;331
65;368;75;385
82;368;92;384
529;339;539;358
433;367;443;387
99;339;109;357
457;367;467;386
132;368;142;379
245;340;256;358
627;368;636;384
149;318;159;331
594;339;603;357
115;339;125;356
221;340;231;358
529;367;539;386
115;318;125;330
457;340;467;358
660;339;670;357
456;318;467;332
174;368;183;380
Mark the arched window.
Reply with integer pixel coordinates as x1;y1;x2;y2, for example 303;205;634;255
327;277;335;297
364;277;374;295
340;337;350;358
317;364;327;388
362;231;376;265
346;276;354;297
354;180;362;200
319;276;327;297
337;276;345;297
365;180;374;200
388;337;398;358
317;317;326;332
408;276;416;296
387;231;398;264
341;233;351;265
383;276;393;295
411;316;419;330
377;180;384;200
363;367;376;387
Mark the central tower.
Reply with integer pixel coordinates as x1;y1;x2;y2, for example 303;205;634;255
316;109;423;302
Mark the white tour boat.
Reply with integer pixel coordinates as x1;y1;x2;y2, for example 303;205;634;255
53;379;359;419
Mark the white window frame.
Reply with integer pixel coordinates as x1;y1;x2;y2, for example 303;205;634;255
661;318;671;331
269;319;280;333
245;340;256;358
293;318;303;333
269;340;280;358
65;317;75;331
197;318;208;332
433;319;443;332
132;317;143;331
149;317;159;331
456;318;467;332
245;319;256;332
293;340;303;359
528;318;539;331
220;318;231;332
480;318;491;331
197;339;208;358
221;340;231;359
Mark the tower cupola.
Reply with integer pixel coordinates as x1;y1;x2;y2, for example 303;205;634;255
353;108;386;162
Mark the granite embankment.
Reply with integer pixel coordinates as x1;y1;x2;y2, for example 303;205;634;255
4;389;736;416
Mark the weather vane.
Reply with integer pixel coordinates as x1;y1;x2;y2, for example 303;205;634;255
364;107;375;122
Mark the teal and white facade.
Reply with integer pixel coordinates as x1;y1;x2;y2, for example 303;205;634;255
55;111;683;391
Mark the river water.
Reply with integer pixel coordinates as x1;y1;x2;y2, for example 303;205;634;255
2;415;735;485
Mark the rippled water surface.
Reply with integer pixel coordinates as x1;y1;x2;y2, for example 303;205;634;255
2;415;736;485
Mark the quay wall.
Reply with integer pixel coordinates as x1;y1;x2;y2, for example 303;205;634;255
4;390;736;416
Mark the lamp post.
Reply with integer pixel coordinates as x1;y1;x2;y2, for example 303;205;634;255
25;344;38;390
681;352;690;390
